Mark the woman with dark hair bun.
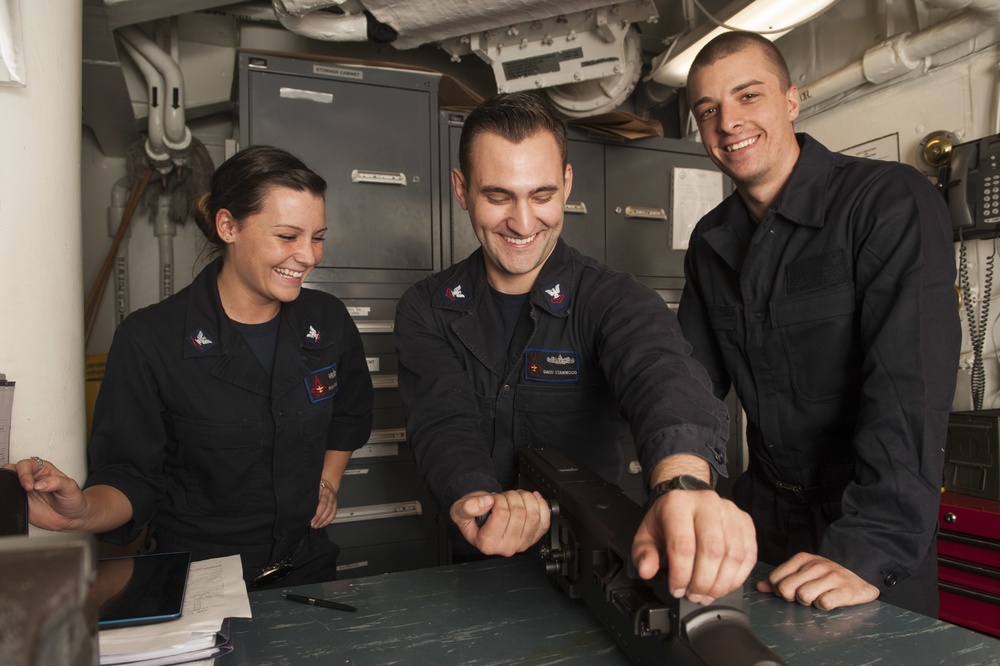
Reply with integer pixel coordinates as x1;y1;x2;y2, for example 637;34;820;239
7;145;374;588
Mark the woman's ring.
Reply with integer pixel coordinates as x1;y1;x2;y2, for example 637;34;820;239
32;456;45;471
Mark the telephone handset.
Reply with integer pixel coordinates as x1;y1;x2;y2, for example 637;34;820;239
942;134;1000;241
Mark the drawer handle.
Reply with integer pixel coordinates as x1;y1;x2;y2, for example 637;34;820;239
367;428;406;444
939;580;1000;607
939;555;1000;581
939;531;1000;553
622;205;667;220
355;321;394;334
944;512;957;524
564;201;588;215
330;501;422;524
351;170;407;186
371;374;398;389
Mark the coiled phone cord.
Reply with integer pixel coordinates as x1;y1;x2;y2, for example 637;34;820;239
959;230;996;410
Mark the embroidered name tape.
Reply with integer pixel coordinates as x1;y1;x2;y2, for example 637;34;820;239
525;348;579;383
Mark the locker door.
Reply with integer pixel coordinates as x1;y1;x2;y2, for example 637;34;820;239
245;70;435;272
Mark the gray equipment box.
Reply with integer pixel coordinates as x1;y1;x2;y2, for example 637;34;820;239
945;409;1000;500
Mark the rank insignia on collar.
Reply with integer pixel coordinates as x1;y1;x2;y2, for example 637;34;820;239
187;329;215;353
305;363;339;403
305;325;321;347
541;281;569;311
444;284;466;301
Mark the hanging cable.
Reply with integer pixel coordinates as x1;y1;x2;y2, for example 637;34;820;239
960;230;997;410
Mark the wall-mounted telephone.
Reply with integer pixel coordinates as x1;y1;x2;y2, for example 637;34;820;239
942;133;1000;242
943;134;1000;410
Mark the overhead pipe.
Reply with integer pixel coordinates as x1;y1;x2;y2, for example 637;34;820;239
118;26;192;161
117;39;172;176
799;0;1000;111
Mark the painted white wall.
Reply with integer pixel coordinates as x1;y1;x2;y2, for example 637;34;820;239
0;0;85;483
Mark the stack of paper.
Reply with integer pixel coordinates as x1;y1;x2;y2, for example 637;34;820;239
98;555;252;666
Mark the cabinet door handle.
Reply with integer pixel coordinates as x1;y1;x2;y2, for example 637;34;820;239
330;501;422;524
564;201;588;215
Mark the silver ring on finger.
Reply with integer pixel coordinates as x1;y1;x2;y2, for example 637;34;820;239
32;455;45;471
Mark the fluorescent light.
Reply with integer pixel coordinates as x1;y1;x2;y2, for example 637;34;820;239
648;0;839;88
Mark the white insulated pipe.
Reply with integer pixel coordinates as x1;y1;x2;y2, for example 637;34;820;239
118;39;173;175
801;2;1000;109
118;26;192;157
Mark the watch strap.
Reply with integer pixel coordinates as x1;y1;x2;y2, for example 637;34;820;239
648;474;712;505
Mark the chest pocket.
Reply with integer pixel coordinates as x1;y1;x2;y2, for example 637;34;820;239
171;416;266;516
771;284;862;402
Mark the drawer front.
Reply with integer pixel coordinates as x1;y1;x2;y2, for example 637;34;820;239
940;495;1000;541
939;555;1000;595
940;583;1000;637
330;458;439;551
938;532;1000;567
336;539;441;580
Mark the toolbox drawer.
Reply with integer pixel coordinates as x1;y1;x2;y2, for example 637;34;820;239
939;491;1000;636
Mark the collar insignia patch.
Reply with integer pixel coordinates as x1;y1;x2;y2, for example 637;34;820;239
541;281;569;311
187;329;214;353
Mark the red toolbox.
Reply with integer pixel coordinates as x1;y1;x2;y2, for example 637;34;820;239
939;491;1000;636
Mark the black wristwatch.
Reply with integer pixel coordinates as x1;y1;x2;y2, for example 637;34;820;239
648;474;712;505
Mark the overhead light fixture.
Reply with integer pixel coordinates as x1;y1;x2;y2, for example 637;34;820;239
647;0;839;88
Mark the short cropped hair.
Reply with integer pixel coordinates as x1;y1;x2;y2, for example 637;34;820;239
458;92;568;177
687;30;792;92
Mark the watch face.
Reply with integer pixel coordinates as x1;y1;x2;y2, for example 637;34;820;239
672;474;712;491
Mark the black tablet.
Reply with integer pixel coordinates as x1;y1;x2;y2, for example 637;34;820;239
95;551;192;629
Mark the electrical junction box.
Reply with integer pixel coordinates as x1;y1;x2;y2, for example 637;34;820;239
945;409;1000;500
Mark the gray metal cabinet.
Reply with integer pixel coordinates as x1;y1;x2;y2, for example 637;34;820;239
238;52;442;283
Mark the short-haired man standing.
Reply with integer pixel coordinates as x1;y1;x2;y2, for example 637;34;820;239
679;31;960;615
396;91;757;606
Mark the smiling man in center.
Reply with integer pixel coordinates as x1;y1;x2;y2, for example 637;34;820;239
394;91;757;606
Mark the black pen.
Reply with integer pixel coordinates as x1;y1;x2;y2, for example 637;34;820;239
283;593;357;613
